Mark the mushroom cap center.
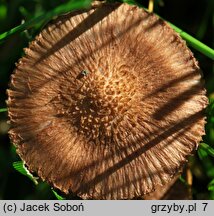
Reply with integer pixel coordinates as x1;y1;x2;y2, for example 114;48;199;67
58;66;139;144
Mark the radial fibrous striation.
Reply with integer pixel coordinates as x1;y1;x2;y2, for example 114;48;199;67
7;2;208;199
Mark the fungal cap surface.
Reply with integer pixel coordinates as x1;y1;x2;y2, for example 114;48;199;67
7;2;208;199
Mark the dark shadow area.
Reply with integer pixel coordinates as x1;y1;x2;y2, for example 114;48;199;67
153;82;203;120
34;3;121;65
29;5;151;92
63;107;202;197
141;70;199;101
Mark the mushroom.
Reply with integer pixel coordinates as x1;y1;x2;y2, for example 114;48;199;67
143;174;190;200
7;2;208;199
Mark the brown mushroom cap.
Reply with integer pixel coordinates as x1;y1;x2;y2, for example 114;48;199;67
7;2;208;199
143;174;190;200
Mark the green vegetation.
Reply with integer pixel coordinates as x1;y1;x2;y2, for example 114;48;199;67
13;161;38;185
0;0;214;199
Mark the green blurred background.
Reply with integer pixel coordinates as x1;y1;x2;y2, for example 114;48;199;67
0;0;213;199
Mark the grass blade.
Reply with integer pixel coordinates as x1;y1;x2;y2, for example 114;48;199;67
52;189;65;200
0;0;92;42
0;108;7;113
13;161;38;185
123;0;214;60
169;23;214;60
199;143;214;157
208;179;214;191
1;0;213;59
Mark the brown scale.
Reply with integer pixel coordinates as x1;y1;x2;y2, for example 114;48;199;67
67;67;139;145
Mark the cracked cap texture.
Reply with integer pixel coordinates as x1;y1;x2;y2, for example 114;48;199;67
7;2;208;199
